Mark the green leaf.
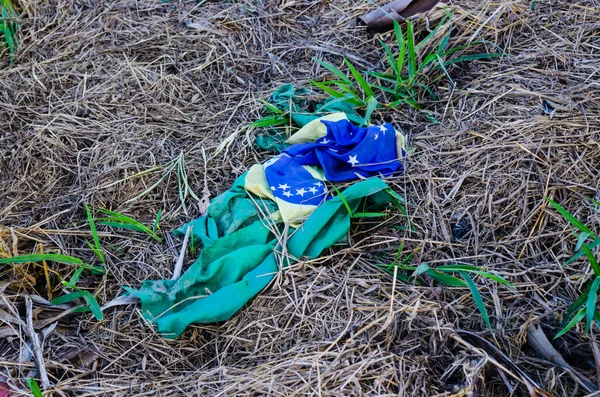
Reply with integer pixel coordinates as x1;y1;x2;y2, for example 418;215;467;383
555;307;586;339
586;277;600;332
418;83;437;100
406;20;416;80
310;80;363;106
51;291;83;305
259;99;284;114
251;115;288;128
583;245;600;276
576;232;591;252
379;39;399;76
82;290;103;320
445;53;502;66
365;71;398;81
460;271;492;331
98;221;146;233
362;96;378;126
416;10;451;52
546;198;595;238
371;84;396;95
72;306;92;314
63;266;85;289
26;378;43;397
153;209;163;233
393;20;405;80
437;266;512;286
566;237;600;265
85;205;105;264
384;188;411;229
352;212;387;218
416;52;438;73
333;186;353;216
0;253;83;266
344;58;375;98
426;270;466;287
314;58;351;84
392;241;405;267
414;263;430;276
437;32;452;56
315;94;358;112
436;54;455;85
566;283;591;319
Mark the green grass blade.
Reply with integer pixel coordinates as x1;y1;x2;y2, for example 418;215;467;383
546;198;595;237
314;58;351;83
98;221;147;233
310;80;361;104
393;20;405;79
259;99;284;114
460;271;492;331
153;209;163;233
315;94;359;111
51;291;84;305
414;263;430;276
0;253;83;266
63;266;85;289
26;378;43;397
371;84;397;95
379;39;399;76
555;307;585;339
85;205;105;264
576;232;591;252
365;71;398;81
362;96;378;126
416;52;438;73
392;241;404;267
178;153;201;202
72;306;92;314
444;53;502;66
566;237;600;265
384;188;412;229
566;283;591;318
82;291;103;320
436;54;455;85
251;115;288;127
333;186;353;216
406;20;416;80
586;277;600;332
583;244;600;276
426;270;466;287
437;32;452;56
438;266;511;286
352;212;387;218
416;10;451;52
344;58;375;98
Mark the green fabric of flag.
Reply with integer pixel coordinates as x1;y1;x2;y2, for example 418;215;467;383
126;176;393;338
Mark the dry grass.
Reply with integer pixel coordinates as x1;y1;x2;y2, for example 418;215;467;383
1;0;600;395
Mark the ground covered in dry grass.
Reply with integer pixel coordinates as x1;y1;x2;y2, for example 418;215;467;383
1;0;600;395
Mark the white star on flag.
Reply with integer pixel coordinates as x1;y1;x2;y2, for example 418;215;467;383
320;138;330;144
282;190;293;197
278;183;290;190
308;186;318;194
271;186;277;191
314;182;322;185
374;133;379;140
296;188;307;197
378;125;387;134
348;155;359;166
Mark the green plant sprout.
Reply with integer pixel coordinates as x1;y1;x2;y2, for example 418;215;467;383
547;197;600;338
